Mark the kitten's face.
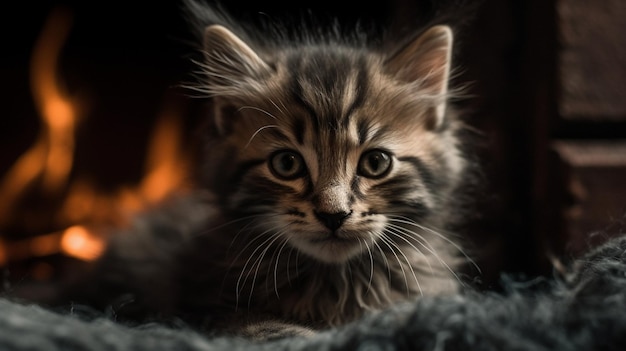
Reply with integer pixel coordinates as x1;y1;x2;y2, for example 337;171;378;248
200;25;462;264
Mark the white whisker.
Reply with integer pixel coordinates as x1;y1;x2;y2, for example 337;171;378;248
226;217;269;253
360;238;374;296
224;215;282;261
379;233;421;296
285;245;295;287
385;223;434;274
387;221;464;285
387;215;481;274
245;124;280;149
237;105;279;120
272;238;290;299
267;98;285;117
235;226;285;309
295;250;301;277
235;234;274;309
371;238;392;283
248;233;284;307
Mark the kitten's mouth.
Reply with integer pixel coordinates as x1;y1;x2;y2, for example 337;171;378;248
284;230;365;263
309;234;358;244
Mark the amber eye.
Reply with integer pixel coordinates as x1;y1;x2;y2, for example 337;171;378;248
269;150;306;179
358;149;392;178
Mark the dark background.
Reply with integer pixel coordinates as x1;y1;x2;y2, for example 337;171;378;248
2;0;625;290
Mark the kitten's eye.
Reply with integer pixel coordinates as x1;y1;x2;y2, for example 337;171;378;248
269;150;306;179
358;149;392;178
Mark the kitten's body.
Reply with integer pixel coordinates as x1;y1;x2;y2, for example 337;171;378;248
53;1;478;339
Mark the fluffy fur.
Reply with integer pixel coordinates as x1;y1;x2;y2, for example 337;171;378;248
2;233;626;350
29;0;481;339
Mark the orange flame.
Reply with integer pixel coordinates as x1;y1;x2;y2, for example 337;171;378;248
0;232;60;263
140;103;189;203
0;7;189;266
31;8;76;194
56;104;190;229
0;7;75;225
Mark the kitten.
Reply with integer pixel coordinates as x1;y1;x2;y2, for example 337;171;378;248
52;0;478;341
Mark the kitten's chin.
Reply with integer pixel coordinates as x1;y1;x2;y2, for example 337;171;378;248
291;234;373;264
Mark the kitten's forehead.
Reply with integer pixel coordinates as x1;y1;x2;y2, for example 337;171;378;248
285;47;369;128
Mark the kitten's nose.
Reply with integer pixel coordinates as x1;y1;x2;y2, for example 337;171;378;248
314;211;351;231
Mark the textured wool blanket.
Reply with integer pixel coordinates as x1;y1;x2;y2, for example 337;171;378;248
1;234;625;351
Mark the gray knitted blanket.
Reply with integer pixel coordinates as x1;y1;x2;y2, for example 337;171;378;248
1;234;625;351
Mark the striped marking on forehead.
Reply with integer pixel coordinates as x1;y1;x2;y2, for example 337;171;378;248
287;50;369;135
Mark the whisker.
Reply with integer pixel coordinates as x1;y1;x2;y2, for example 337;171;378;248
235;227;285;309
235;234;273;310
360;238;375;296
240;232;283;309
245;124;280;149
261;228;288;295
248;233;284;307
377;233;413;296
371;238;392;284
387;215;481;274
226;216;270;253
295;250;301;277
217;214;286;300
272;238;290;299
225;216;282;265
380;233;410;295
386;222;463;285
267;98;285;118
385;223;434;274
286;245;295;287
237;105;279;120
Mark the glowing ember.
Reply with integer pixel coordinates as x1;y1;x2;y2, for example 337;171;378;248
60;226;105;261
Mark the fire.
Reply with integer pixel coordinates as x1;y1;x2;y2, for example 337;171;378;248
60;226;105;261
30;7;76;194
0;232;60;264
0;7;75;226
0;7;190;267
140;102;189;204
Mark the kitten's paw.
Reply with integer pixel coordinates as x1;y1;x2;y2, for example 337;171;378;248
240;320;316;341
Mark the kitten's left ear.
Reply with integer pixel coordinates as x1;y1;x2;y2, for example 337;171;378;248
384;25;453;128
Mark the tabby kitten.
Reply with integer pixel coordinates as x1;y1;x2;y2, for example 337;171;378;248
59;1;477;341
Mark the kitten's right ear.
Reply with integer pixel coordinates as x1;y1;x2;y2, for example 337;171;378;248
202;25;271;95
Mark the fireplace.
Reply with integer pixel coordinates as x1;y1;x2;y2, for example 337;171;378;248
1;2;203;292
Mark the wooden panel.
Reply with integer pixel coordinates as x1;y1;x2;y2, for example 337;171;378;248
551;141;626;255
557;0;626;120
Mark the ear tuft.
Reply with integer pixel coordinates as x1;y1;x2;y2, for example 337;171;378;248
202;25;271;94
385;25;454;128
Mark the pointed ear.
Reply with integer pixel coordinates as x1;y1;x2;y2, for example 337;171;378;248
384;25;453;128
202;25;271;95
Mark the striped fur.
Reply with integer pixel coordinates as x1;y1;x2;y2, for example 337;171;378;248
179;5;475;334
76;2;477;340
